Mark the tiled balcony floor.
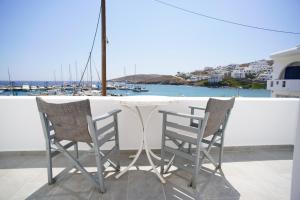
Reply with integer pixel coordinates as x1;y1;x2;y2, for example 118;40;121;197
0;147;293;200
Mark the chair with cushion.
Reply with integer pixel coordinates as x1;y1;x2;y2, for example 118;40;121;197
159;97;235;188
36;97;121;193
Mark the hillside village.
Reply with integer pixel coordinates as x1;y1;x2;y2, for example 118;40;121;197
176;60;273;89
112;60;274;89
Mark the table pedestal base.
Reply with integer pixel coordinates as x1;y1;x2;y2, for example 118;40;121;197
115;105;165;183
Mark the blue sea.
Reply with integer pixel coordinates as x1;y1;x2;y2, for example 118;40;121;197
0;81;270;97
110;84;270;97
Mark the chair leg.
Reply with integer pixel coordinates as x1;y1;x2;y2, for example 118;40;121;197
116;161;120;172
115;135;121;172
190;149;202;189
74;142;79;159
114;115;121;172
94;150;106;193
188;143;192;153
160;148;165;174
46;142;54;184
190;167;199;189
218;133;225;171
161;114;167;174
114;149;121;172
95;162;106;193
115;148;121;172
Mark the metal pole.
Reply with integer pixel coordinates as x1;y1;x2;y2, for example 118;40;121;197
90;54;93;90
101;0;107;96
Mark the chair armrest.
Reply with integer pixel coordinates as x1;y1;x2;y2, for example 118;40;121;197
93;109;122;122
189;106;206;111
159;110;203;120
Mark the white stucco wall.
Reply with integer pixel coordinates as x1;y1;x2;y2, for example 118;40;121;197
270;47;300;79
291;100;300;200
0;96;299;151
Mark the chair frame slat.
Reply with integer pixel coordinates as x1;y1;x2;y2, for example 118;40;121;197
96;121;114;136
164;146;195;161
101;146;118;163
165;130;197;145
166;121;199;134
98;130;116;146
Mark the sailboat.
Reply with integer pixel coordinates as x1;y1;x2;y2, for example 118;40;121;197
132;85;149;92
131;64;149;92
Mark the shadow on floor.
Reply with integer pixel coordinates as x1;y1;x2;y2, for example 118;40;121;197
164;168;240;200
25;168;240;200
0;148;293;170
1;147;292;199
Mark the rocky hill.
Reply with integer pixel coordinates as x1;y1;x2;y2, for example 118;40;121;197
111;74;187;85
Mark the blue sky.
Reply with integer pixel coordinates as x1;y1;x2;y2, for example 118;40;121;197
0;0;299;81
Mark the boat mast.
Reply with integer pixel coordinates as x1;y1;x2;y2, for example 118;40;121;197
7;68;13;95
69;64;72;85
86;61;89;87
101;0;107;96
60;64;63;88
75;61;78;85
134;64;137;86
53;70;56;86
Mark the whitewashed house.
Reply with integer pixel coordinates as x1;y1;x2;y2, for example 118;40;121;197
226;64;240;70
190;75;201;82
244;60;270;75
257;73;272;81
231;70;246;79
208;73;224;83
267;46;300;97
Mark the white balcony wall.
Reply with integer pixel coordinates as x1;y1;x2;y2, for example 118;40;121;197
267;79;300;91
291;99;300;200
0;96;299;151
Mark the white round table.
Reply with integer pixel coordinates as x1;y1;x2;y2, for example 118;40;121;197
115;96;175;183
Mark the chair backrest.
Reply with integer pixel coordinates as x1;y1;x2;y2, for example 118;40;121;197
36;97;92;143
203;98;235;138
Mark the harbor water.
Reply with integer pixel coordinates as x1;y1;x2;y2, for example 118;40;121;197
109;84;270;97
0;81;270;97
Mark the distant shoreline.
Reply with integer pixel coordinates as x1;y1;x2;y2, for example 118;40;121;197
110;74;267;90
0;78;267;90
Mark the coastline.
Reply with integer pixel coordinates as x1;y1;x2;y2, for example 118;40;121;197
111;74;267;90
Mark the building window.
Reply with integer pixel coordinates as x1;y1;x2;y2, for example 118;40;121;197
282;81;286;87
271;81;273;87
284;63;300;79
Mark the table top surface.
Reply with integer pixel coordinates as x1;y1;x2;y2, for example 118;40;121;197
116;96;176;106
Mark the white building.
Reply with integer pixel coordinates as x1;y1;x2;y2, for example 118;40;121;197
257;73;272;81
244;60;270;74
267;46;300;97
226;64;240;70
231;70;245;79
208;73;223;83
189;75;200;82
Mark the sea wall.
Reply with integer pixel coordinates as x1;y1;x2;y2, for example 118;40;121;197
0;96;299;151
